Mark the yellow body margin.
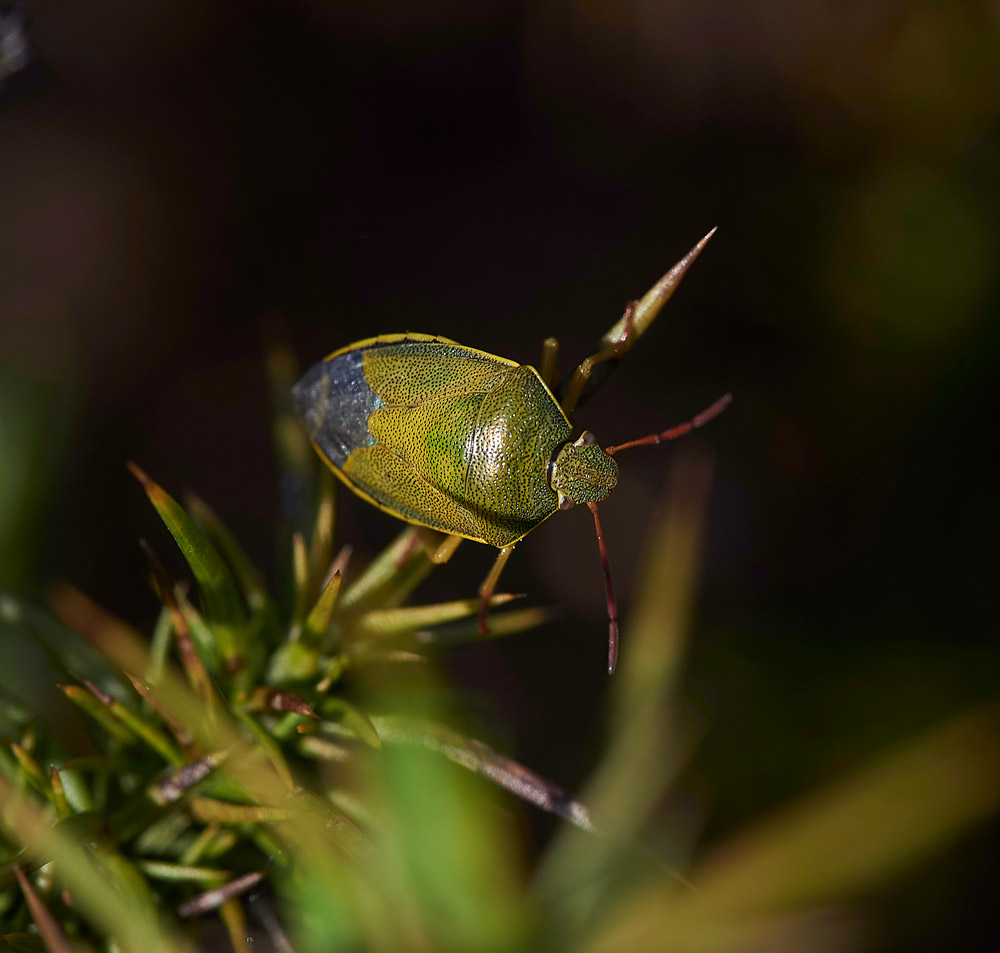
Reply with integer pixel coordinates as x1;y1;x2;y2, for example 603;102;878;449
324;331;512;367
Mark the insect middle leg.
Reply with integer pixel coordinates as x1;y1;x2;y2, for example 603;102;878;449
478;544;516;634
414;527;464;564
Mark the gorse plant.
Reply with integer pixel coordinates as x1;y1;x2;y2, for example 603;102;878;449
0;353;582;952
1;244;998;952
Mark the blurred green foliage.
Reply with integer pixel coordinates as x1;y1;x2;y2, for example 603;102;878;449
0;441;996;952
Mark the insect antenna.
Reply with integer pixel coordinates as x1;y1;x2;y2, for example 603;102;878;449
605;393;732;456
587;502;619;674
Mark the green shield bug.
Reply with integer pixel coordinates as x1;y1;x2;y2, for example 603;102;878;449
293;231;730;673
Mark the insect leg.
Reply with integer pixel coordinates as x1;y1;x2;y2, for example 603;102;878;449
413;528;464;564
478;544;516;635
430;533;464;564
539;337;560;388
557;229;716;414
587;503;619;674
560;300;637;416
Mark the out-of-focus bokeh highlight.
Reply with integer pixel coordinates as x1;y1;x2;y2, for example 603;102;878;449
2;1;998;948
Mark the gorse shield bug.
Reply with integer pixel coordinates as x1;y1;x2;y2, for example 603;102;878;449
293;231;730;673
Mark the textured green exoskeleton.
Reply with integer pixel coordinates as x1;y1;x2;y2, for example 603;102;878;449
293;232;729;672
292;335;619;547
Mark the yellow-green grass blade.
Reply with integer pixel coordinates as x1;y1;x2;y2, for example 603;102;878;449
146;607;173;686
128;464;246;667
8;744;51;801
308;468;337;605
140;542;219;700
67;675;184;768
180;825;237;866
316;697;382;750
53;767;91;814
302;569;342;647
218;895;251;952
186;493;281;641
172;596;220;696
137;860;230;884
57;684;135;744
47;767;71;820
98;691;185;768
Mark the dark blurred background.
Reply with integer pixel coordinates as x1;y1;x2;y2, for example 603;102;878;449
2;2;998;948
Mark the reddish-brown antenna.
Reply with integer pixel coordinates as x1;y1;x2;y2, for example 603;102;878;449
593;393;731;673
606;393;732;456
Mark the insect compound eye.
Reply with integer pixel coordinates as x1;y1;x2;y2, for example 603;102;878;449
576;431;597;447
558;493;576;511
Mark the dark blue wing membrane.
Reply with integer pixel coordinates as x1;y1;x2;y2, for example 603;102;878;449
292;350;383;467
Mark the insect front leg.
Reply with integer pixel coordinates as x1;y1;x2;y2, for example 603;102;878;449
560;300;637;416
478;544;516;635
557;230;716;414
